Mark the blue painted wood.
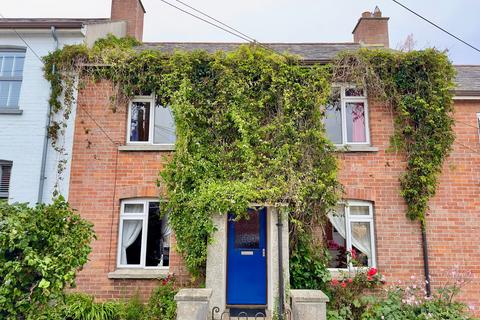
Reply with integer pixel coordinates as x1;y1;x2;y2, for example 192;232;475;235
227;208;267;305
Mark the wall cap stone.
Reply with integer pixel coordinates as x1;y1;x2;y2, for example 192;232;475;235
290;289;330;303
175;288;213;302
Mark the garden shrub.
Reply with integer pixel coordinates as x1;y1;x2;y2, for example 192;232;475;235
142;275;177;320
0;198;95;319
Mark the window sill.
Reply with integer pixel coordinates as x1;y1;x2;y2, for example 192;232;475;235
0;108;23;115
334;145;379;153
118;144;175;152
108;268;169;279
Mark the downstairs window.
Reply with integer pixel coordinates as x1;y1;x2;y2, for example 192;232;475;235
117;199;170;269
325;201;376;269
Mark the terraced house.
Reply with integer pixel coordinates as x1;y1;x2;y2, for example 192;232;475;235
53;1;480;318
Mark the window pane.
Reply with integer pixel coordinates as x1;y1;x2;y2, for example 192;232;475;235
351;222;372;267
146;202;166;267
234;209;260;249
120;219;143;265
0;82;9;107
153;104;176;144
124;203;144;214
324;88;342;144
346;102;367;143
326;206;347;268
1;57;14;76
8;81;21;107
345;88;364;97
130;101;150;142
350;206;370;216
13;56;25;77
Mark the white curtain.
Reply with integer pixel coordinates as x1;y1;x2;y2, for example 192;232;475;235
161;214;171;244
350;222;372;262
121;220;143;265
328;212;371;262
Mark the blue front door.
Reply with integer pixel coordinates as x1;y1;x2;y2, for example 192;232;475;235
227;208;267;305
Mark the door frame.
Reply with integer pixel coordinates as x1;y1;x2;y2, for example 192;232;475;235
225;207;268;307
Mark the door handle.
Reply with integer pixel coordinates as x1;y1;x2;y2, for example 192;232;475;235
262;248;265;257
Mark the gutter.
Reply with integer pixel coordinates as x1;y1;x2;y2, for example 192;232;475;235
37;26;57;204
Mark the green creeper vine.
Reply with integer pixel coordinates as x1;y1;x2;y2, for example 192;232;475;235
43;36;455;280
332;49;456;224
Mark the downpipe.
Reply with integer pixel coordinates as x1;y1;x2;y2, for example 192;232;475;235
421;220;432;296
277;209;284;320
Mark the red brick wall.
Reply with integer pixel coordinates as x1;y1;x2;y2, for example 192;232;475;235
69;80;188;300
337;98;480;311
70;79;480;311
353;16;389;48
111;0;144;41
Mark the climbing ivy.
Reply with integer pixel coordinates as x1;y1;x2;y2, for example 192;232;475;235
333;49;456;223
43;37;455;278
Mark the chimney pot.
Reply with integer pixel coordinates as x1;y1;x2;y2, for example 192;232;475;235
353;7;390;48
111;0;145;41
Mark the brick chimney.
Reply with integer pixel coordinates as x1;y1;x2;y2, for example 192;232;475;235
352;6;389;48
111;0;145;41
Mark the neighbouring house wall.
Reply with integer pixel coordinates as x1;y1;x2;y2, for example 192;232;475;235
0;30;83;205
335;98;480;311
69;80;189;300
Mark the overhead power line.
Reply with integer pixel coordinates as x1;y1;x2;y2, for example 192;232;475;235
390;0;480;54
158;0;289;58
0;12;44;63
173;0;256;42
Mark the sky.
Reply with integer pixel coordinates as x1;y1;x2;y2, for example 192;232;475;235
2;0;479;64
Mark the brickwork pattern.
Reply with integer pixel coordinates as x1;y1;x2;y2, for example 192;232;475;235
69;81;187;301
111;0;144;41
70;80;480;312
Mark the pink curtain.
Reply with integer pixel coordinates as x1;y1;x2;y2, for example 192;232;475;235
352;103;366;142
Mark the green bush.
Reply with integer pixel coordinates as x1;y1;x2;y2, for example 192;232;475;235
142;275;177;320
63;293;122;320
326;269;475;320
0;198;95;319
361;285;474;320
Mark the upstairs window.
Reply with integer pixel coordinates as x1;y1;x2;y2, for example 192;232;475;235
0;161;12;199
117;199;171;269
0;49;25;109
127;96;175;145
324;86;370;145
325;201;376;269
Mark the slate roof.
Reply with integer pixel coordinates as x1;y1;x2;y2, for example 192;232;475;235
138;42;361;63
454;65;480;95
139;42;480;94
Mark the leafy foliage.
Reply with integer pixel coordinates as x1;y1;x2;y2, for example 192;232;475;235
360;285;474;320
142;275;177;320
0;198;95;319
43;37;456;282
35;278;177;320
333;49;456;223
289;233;331;291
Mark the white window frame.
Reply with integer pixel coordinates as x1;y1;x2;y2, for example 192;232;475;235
126;95;175;147
327;200;376;272
328;85;371;146
117;198;170;270
0;48;26;109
